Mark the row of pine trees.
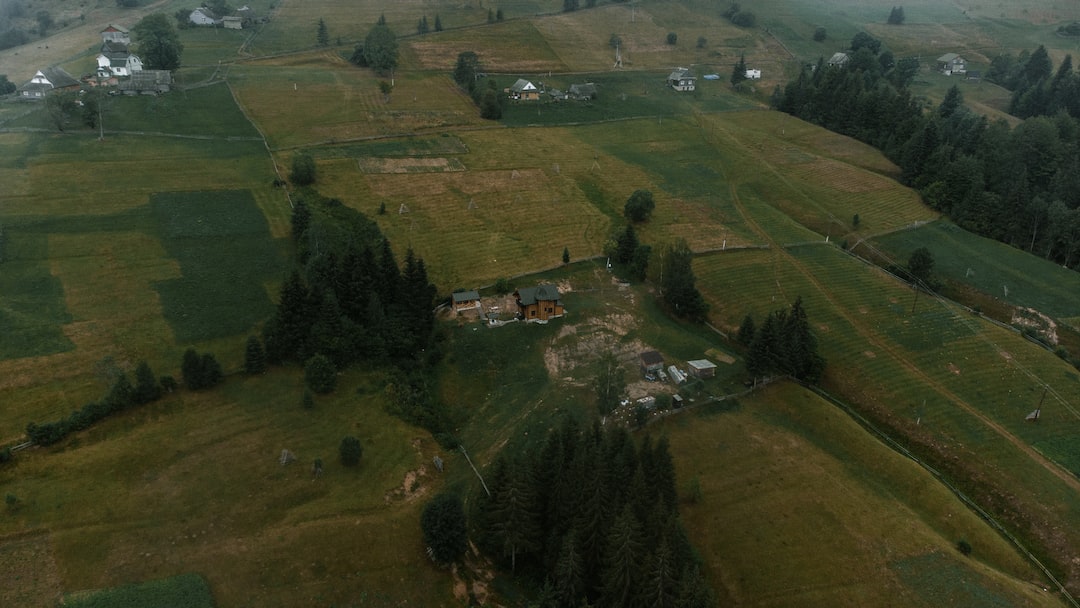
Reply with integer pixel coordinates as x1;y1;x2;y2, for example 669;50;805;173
472;418;716;608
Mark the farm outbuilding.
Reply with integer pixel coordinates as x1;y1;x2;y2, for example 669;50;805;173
640;350;664;375
668;365;686;384
827;52;849;68
687;359;717;378
452;290;481;312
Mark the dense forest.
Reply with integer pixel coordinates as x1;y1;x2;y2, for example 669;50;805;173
471;418;716;608
774;38;1080;268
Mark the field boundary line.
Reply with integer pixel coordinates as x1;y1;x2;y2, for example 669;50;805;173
223;80;294;209
808;383;1080;608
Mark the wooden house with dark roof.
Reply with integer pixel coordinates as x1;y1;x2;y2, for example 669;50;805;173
452;290;481;312
515;284;564;321
640;350;664;375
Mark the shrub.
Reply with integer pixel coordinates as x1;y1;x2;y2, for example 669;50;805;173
340;436;363;466
305;354;337;394
290;153;316;186
956;539;972;555
666;32;677;45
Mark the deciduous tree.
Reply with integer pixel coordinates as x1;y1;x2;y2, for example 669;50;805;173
363;22;398;76
133;13;183;70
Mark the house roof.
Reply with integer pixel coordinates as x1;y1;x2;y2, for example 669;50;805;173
452;290;480;303
640;350;664;366
510;78;537;93
19;67;80;92
192;7;219;19
937;53;963;63
569;83;597;97
516;284;561;306
101;41;130;54
668;68;694;80
102;24;129;33
687;359;717;371
827;52;849;65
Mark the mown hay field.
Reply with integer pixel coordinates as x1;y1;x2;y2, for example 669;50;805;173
0;370;456;608
662;382;1056;607
229;53;485;148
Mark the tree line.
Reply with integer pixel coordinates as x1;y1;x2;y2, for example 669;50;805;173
774;35;1080;269
18;349;225;451
454;418;716;607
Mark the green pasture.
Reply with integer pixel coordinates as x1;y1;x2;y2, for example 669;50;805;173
64;573;214;608
4;82;260;138
149;190;284;343
870;220;1080;322
694;244;1080;573
407;20;567;72
0;369;456;607
661;382;1055;607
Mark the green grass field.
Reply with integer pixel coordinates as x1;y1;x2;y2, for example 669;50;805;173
661;382;1055;607
63;573;214;608
3;0;1080;604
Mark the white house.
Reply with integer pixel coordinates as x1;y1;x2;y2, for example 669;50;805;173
189;8;220;26
745;68;761;80
96;42;143;77
937;53;966;76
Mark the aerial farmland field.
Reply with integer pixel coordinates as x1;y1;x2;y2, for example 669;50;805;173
2;0;1080;604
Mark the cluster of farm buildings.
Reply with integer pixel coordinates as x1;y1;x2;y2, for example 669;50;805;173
14;6;263;100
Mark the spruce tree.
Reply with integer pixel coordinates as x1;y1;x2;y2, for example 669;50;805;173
317;18;329;46
731;54;748;86
639;537;678;608
599;504;643;608
553;533;586;607
736;314;756;345
133;360;162;404
490;460;541;572
244;335;267;374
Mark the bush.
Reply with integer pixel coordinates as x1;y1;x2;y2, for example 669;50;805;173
813;26;826;42
290;153;316;186
666;32;677;45
339;436;363;466
956;539;972;556
305;354;337;394
624;189;655;222
182;349;223;390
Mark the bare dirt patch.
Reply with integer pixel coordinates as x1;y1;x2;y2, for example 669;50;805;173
1010;307;1058;346
864;350;877;359
357;157;466;174
946;363;961;375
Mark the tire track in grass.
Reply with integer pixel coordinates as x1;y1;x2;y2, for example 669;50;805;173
702;112;1080;495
